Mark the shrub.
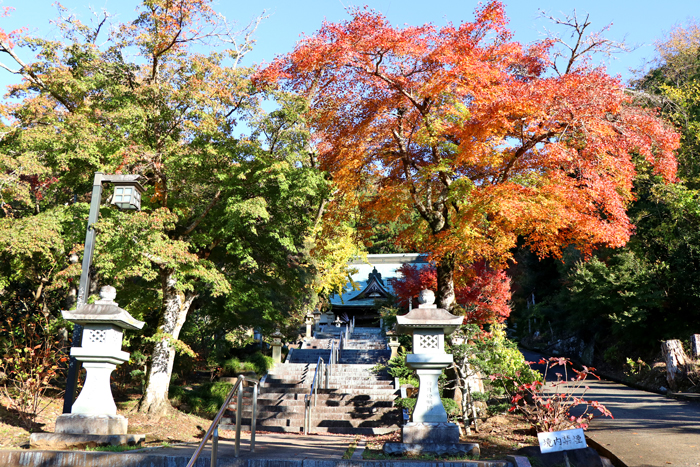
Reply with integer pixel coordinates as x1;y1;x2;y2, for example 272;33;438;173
169;381;234;418
0;313;67;429
395;396;460;419
221;351;273;377
386;349;419;387
498;357;613;432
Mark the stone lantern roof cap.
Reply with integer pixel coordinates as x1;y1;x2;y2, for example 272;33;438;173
62;286;144;331
396;289;463;336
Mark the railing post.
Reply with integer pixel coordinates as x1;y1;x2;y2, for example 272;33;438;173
235;376;243;458
314;362;319;407
251;382;258;453
211;426;218;467
186;374;259;467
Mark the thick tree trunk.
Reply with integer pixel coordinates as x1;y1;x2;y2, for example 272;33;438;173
436;254;455;310
661;339;689;391
138;270;196;415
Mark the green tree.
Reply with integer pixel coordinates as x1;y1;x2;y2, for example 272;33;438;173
0;1;333;415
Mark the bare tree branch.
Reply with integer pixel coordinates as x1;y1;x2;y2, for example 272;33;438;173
539;9;636;76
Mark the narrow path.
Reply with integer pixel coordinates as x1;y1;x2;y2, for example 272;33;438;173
521;348;700;467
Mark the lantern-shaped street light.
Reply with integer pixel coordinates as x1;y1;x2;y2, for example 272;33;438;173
63;172;146;414
111;179;144;210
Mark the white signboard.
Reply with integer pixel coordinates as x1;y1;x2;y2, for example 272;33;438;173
538;428;587;454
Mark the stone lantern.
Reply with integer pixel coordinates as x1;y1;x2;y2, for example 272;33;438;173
270;329;284;364
386;328;400;360
56;286;144;440
305;313;314;339
312;309;322;331
384;289;478;456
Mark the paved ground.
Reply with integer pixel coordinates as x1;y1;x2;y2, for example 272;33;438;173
584;380;700;467
521;348;700;467
135;432;354;460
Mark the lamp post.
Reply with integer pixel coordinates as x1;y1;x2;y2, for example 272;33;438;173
63;172;145;414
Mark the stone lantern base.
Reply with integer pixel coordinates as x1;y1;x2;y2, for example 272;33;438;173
383;440;480;457
56;413;128;435
29;432;145;450
30;414;145;449
402;421;460;444
383;422;479;457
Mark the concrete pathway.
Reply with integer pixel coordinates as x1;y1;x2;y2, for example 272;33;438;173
136;432;353;460
521;348;700;467
0;432;514;466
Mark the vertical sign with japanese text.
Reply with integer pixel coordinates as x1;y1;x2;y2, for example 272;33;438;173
538;428;587;453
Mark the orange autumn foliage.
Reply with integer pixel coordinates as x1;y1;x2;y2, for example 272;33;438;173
257;1;680;307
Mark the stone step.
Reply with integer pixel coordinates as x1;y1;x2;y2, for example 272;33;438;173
266;373;392;380
232;406;399;417
251;328;399;436
229;417;397;429
269;367;388;373
233;411;399;422
338;350;391;357
248;394;397;403
255;394;396;402
218;424;396;435
252;398;396;408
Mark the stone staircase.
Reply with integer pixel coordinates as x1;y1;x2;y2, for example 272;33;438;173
221;327;400;435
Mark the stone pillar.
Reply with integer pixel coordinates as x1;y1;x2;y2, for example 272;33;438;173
71;362;119;416
412;368;447;423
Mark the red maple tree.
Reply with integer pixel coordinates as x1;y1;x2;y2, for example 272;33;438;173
393;261;511;326
258;2;680;309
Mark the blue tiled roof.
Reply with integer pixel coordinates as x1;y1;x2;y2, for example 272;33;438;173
330;253;430;307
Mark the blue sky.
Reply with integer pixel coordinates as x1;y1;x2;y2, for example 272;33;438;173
0;0;698;89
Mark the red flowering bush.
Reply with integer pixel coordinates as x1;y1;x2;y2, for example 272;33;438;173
494;357;613;432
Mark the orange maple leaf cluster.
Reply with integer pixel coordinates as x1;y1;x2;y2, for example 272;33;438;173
258;1;680;282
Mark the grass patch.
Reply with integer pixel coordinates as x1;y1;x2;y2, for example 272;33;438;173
84;444;144;452
362;449;478;461
342;436;360;459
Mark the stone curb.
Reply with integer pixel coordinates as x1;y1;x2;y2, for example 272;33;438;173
584;437;627;467
0;450;517;467
665;391;700;403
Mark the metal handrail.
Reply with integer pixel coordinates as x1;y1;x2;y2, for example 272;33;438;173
303;356;324;435
186;374;259;467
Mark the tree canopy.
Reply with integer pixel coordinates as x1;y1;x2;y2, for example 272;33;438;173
258;1;679;309
0;0;336;415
